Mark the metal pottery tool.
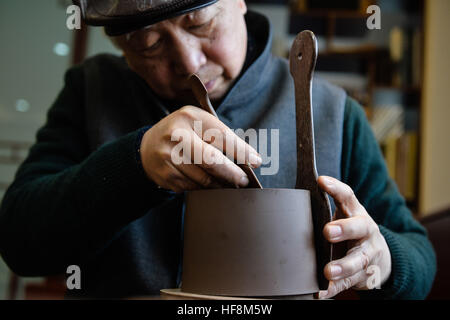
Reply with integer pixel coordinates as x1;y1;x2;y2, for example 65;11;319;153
188;74;263;189
290;31;333;290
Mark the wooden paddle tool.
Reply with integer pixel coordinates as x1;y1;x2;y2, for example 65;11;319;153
188;74;263;189
290;31;333;290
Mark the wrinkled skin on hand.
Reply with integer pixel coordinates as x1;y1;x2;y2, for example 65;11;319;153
317;176;392;299
140;105;262;193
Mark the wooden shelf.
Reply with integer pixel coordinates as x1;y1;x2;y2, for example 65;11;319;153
288;0;425;212
291;9;370;19
319;45;383;56
373;85;422;93
290;0;376;17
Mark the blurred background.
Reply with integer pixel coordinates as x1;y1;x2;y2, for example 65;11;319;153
0;0;449;299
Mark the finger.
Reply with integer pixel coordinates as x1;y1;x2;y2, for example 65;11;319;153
324;246;372;281
191;132;250;188
317;176;364;217
170;126;249;187
318;290;328;299
157;161;202;193
176;163;224;189
184;106;262;168
319;270;366;299
323;216;375;242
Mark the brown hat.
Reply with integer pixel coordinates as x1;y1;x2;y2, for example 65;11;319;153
73;0;218;36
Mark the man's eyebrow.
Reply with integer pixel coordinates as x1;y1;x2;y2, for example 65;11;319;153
125;24;154;41
188;3;222;20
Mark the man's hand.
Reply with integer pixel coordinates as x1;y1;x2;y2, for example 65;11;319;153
140;105;262;193
317;176;392;299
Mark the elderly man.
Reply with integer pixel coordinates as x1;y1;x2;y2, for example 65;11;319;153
0;0;435;299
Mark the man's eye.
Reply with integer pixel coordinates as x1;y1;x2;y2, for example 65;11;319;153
190;22;207;29
142;39;162;52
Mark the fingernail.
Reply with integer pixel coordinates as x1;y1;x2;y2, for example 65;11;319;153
239;175;249;187
328;225;342;239
330;265;342;278
249;153;262;167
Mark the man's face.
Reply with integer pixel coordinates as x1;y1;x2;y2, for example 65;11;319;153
115;0;248;102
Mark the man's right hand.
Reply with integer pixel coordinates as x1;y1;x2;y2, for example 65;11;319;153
140;106;262;193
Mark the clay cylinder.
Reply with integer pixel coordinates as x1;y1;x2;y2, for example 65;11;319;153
181;188;318;297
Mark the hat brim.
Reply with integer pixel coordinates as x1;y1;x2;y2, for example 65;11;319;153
74;0;218;36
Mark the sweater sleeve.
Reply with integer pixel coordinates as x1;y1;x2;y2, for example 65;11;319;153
0;65;171;277
340;97;436;299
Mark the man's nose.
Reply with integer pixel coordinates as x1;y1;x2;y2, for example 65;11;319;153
170;32;207;76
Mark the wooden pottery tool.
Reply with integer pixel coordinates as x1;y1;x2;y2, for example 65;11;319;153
290;30;333;290
188;74;263;189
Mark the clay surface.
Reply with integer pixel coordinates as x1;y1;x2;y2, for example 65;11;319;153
181;188;319;297
160;289;314;300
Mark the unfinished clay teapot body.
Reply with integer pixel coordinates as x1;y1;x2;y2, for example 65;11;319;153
181;188;318;297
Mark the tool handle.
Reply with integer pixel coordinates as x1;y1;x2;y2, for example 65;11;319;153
188;74;263;189
290;31;332;290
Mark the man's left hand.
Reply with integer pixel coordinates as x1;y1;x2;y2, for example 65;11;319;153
317;176;392;299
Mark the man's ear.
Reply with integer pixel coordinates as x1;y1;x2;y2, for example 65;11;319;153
237;0;247;14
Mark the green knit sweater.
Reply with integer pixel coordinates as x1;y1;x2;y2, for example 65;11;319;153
341;98;436;299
